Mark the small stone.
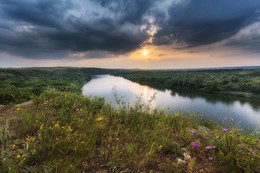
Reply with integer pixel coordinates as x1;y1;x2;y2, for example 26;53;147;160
183;152;191;161
177;158;186;164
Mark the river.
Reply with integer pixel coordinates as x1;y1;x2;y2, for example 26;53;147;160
82;75;260;130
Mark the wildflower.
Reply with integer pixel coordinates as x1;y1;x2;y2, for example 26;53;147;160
205;137;208;140
209;157;213;160
193;142;199;148
176;135;178;138
255;139;260;143
223;128;228;132
175;112;180;117
216;136;221;139
181;134;184;136
3;158;6;161
212;146;216;149
40;124;44;130
211;131;214;134
237;133;241;136
17;155;21;158
68;126;72;132
189;130;193;133
206;146;212;150
12;144;16;149
229;131;232;134
193;131;198;134
96;117;103;122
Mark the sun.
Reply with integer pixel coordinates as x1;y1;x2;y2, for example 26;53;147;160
142;49;148;55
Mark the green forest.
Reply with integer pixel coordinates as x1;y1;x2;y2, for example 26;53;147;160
119;69;260;98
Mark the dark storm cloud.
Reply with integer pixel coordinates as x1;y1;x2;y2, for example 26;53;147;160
90;0;158;25
153;0;260;47
0;0;260;60
0;0;154;59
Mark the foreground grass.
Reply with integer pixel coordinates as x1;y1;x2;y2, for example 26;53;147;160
0;91;259;172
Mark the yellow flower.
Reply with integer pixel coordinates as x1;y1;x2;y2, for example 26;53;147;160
3;158;6;161
32;149;36;154
54;123;60;128
17;155;21;158
68;126;72;132
40;124;44;130
95;117;103;122
12;144;16;149
175;112;180;117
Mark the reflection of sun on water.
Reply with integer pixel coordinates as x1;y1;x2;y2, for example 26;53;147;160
143;86;148;99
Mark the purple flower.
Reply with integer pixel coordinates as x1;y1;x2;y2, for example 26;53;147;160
216;136;221;139
189;130;193;133
193;131;198;134
176;135;178;138
223;128;228;132
193;142;199;148
209;157;213;160
229;131;232;134
206;146;212;150
255;140;260;143
205;137;208;140
212;146;216;149
237;133;241;136
211;131;214;134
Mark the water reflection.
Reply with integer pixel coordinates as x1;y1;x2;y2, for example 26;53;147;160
82;75;260;130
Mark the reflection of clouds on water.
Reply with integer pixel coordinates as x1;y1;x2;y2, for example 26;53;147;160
82;75;260;130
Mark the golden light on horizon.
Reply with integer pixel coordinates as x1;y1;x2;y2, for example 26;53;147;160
142;49;148;55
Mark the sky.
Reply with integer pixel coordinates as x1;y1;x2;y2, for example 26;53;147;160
0;0;260;69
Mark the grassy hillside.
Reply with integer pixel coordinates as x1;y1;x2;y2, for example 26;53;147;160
0;90;259;172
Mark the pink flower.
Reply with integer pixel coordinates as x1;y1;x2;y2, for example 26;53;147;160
206;146;212;150
189;130;193;133
211;131;214;134
229;131;232;134
216;136;221;139
209;157;213;160
193;131;198;134
223;128;228;132
205;137;208;140
176;135;178;138
212;146;216;149
193;142;199;148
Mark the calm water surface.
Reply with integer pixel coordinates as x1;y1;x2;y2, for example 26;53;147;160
82;75;260;130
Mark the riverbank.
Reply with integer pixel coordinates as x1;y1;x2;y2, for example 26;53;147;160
1;91;259;172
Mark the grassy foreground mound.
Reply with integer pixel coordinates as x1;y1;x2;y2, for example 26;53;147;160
0;91;259;172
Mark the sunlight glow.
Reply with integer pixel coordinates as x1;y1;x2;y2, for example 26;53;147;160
142;49;148;55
